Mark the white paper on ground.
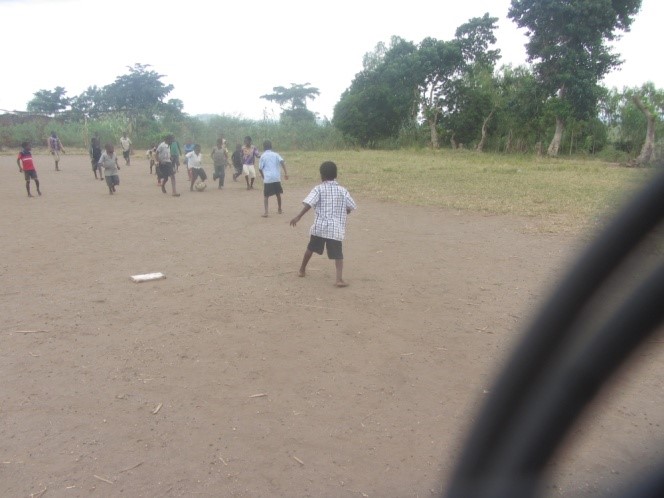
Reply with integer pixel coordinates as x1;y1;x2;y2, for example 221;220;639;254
130;272;166;283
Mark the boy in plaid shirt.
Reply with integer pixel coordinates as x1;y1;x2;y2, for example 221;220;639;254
290;161;356;287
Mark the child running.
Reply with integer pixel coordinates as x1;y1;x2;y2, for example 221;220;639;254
98;143;121;194
231;143;243;181
211;138;228;189
290;161;356;287
241;136;260;190
17;142;41;197
258;140;288;217
186;144;207;191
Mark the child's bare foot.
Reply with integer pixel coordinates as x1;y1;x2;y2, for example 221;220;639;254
261;214;268;218
335;281;349;287
28;194;34;197
298;270;306;277
278;209;283;214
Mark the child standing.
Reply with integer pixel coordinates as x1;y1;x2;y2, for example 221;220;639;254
17;142;41;197
258;140;288;217
290;161;356;287
211;138;228;189
186;144;207;191
231;143;243;181
120;132;132;166
48;131;65;171
98;143;121;195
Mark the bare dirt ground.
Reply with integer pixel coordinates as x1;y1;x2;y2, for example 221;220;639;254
1;152;662;497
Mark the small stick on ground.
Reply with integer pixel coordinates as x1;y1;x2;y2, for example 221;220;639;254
94;475;114;484
152;403;163;414
293;456;305;466
30;488;47;498
219;457;228;466
119;462;143;473
13;330;48;334
249;393;267;398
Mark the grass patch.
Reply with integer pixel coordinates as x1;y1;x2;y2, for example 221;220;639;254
284;149;658;233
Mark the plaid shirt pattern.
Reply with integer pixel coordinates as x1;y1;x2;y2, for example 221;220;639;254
303;180;356;241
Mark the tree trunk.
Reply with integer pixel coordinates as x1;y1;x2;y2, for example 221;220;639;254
632;95;656;165
428;117;440;149
450;133;458;149
547;116;564;156
476;110;494;152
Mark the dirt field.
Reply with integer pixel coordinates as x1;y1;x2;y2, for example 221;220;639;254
1;152;662;497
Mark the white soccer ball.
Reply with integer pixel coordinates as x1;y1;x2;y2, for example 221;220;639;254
195;181;207;191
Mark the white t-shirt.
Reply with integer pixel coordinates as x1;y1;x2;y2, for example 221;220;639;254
186;151;203;169
120;136;132;152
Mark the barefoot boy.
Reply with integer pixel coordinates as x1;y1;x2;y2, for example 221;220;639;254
98;143;121;194
290;161;356;287
17;142;41;197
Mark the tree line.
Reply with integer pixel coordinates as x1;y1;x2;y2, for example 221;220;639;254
6;1;662;165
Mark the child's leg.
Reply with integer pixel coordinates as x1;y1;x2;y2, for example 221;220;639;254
276;193;282;213
334;260;347;287
25;180;32;196
245;174;250;189
190;173;196;191
161;174;168;193
263;196;269;217
298;249;314;277
35;178;41;195
170;174;179;196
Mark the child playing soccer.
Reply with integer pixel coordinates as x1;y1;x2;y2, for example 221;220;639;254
17;142;41;197
186;144;207;191
211;138;228;189
231;143;243;181
98;143;121;194
290;161;356;287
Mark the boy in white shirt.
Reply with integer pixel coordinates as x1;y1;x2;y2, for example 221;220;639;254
186;144;207;191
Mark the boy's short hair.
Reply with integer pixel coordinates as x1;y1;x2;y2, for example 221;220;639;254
21;141;30;148
263;140;272;150
320;161;337;180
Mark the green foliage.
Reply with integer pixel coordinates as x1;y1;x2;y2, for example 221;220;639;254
508;0;642;123
26;86;70;116
334;37;420;146
260;83;320;124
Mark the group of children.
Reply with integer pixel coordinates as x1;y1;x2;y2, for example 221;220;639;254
17;134;358;286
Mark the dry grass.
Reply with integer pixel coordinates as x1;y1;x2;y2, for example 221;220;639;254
284;149;657;233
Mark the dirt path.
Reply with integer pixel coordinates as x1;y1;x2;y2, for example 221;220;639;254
1;153;661;497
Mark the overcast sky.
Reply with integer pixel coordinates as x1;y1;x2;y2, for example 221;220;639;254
1;0;662;121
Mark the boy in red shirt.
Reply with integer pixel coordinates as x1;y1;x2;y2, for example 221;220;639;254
17;142;41;197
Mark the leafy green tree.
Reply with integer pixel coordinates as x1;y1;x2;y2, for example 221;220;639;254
624;83;664;164
508;0;642;156
69;86;106;120
494;65;547;152
334;37;419;146
26;86;70;116
418;14;500;149
260;83;320;123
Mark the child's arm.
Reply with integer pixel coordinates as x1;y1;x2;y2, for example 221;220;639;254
17;157;23;172
281;160;288;180
289;203;311;227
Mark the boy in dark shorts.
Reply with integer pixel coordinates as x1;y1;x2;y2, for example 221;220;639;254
290;161;356;287
17;142;41;197
98;143;121;194
231;143;243;181
90;132;103;180
258;140;288;217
